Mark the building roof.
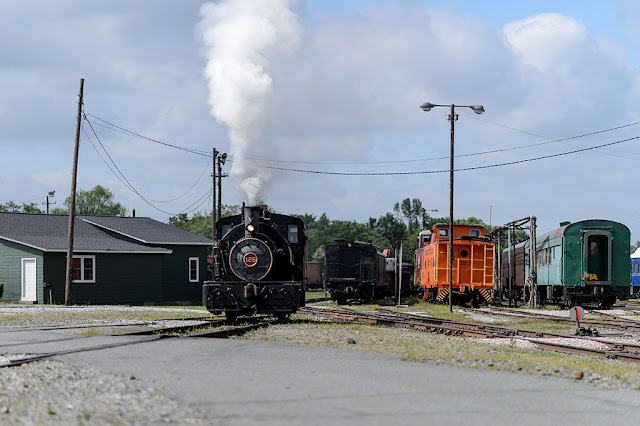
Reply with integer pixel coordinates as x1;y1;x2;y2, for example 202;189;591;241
0;212;184;253
80;215;213;245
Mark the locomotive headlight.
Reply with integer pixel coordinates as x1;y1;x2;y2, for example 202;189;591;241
246;223;255;233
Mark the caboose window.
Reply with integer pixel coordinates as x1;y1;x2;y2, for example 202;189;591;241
288;224;299;244
439;229;448;237
189;257;199;282
470;229;480;237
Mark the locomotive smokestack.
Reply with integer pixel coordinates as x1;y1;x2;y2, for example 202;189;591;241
244;205;262;237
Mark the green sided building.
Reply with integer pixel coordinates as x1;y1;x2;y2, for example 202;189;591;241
0;212;212;304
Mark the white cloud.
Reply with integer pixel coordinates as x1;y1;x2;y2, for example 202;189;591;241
2;1;640;240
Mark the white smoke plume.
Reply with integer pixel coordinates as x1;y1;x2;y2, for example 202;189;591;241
199;0;301;204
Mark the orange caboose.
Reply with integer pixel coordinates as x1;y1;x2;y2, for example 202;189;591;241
414;224;494;307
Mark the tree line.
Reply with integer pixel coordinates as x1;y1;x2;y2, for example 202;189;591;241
1;187;531;262
168;198;498;263
0;185;125;216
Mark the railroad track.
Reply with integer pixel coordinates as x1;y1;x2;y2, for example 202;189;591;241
0;316;277;369
0;315;216;334
300;306;640;364
470;306;640;332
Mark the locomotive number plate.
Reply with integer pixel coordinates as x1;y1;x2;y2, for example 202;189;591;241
243;252;259;267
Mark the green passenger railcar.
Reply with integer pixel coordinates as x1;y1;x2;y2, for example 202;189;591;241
530;220;630;307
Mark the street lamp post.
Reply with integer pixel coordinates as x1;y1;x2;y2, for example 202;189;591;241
420;102;484;312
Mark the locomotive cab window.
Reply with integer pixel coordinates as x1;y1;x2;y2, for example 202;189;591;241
288;224;299;244
221;224;232;238
470;229;481;238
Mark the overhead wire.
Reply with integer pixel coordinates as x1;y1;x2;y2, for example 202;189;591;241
87;112;640;166
84;112;640;177
459;111;640;159
258;135;640;176
85;113;211;157
83;114;212;217
239;118;640;165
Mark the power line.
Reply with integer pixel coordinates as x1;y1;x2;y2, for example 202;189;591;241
83;112;640;176
83;115;212;216
85;113;211;157
459;111;640;159
245;119;640;165
86;112;640;165
258;135;640;176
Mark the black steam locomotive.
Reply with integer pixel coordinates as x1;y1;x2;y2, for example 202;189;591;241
203;205;307;321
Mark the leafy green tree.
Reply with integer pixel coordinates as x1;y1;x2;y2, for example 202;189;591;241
168;204;240;239
373;212;407;250
21;202;44;213
0;201;44;213
394;198;423;234
632;241;640;254
53;185;126;216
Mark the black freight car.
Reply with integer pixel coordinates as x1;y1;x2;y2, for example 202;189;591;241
324;240;387;304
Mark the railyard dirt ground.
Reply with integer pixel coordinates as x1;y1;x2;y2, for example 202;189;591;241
2;298;640;390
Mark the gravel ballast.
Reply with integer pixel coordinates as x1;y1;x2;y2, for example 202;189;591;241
2;303;640;424
0;359;210;425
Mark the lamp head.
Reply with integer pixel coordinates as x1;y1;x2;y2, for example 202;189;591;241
470;105;485;114
420;102;435;112
220;153;227;165
48;191;55;197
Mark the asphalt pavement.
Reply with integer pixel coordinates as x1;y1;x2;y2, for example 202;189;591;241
2;328;639;425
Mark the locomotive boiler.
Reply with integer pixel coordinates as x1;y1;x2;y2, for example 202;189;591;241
203;205;307;321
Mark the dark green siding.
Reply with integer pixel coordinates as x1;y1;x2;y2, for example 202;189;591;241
43;253;163;304
563;221;630;288
158;245;208;302
0;240;44;302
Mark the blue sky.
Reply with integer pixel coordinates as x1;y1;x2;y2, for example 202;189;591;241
2;0;640;243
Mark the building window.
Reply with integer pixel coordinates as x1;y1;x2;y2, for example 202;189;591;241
189;257;199;282
72;256;95;283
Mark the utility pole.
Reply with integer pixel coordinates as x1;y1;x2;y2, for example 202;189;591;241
212;148;218;241
217;153;228;220
43;191;56;214
65;78;84;306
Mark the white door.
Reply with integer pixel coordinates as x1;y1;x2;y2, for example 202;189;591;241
21;258;37;302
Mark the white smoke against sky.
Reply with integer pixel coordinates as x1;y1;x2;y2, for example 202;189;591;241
199;0;301;204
